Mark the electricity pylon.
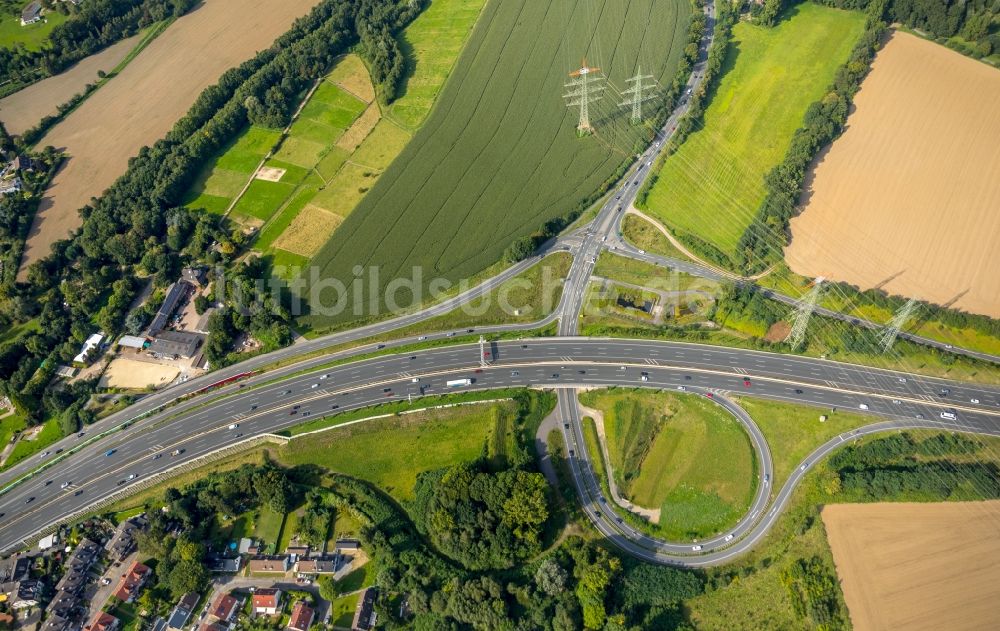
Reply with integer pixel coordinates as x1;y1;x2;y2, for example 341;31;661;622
620;66;657;124
787;278;824;349
878;298;918;353
564;60;605;134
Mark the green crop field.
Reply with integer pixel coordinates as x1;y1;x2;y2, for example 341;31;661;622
642;3;865;258
277;401;506;502
303;0;692;330
182;125;282;215
580;389;756;540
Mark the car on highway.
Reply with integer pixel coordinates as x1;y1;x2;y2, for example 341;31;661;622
105;449;116;457
127;473;137;481
550;373;559;379
676;385;686;391
117;480;126;486
77;432;86;438
763;474;769;486
724;534;734;542
511;370;519;377
74;490;83;496
418;336;427;341
858;403;869;410
939;388;950;396
44;480;53;486
25;497;34;504
971;398;980;404
61;481;70;489
705;392;714;398
411;377;420;383
311;384;318;389
892;399;901;404
228;423;239;430
382;388;391;393
153;453;161;460
743;379;751;387
171;449;183;456
794;388;803;394
641;375;649;382
39;451;50;459
691;545;702;552
250;405;257;410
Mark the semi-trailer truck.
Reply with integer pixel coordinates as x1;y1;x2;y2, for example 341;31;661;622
447;378;473;388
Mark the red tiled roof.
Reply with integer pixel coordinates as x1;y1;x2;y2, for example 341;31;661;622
288;601;313;631
208;593;239;621
113;562;151;601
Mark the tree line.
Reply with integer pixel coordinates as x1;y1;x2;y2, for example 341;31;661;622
0;0;424;427
0;0;197;96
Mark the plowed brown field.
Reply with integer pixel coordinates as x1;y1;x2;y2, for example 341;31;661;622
0;34;141;135
822;501;1000;631
17;0;320;277
786;32;1000;318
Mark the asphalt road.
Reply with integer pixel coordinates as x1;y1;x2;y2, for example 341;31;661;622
3;337;999;559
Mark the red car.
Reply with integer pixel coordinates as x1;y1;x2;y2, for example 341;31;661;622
705;392;714;399
743;379;751;387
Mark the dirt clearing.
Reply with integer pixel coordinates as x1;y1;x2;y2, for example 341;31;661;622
0;34;141;135
99;358;179;389
18;0;321;277
823;501;1000;631
255;166;286;182
786;31;1000;318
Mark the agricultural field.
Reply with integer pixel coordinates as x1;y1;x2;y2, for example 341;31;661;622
786;31;1000;319
0;2;67;51
642;3;865;260
579;389;756;540
18;0;322;277
823;501;1000;631
0;33;141;134
303;0;692;330
276;400;506;502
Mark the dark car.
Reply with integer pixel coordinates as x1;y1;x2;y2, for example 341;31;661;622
25;497;35;503
74;490;84;496
382;388;391;393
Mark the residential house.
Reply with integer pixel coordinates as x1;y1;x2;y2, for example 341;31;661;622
40;614;78;631
285;545;309;558
85;613;120;631
206;593;239;624
46;590;80;618
11;155;34;172
335;539;360;553
112;561;151;603
181;267;207;287
167;592;199;630
294;558;335;577
0;555;31;582
20;2;42;25
105;516;146;562
351;588;377;631
247;556;290;575
207;556;242;573
287;601;314;631
1;579;42;609
251;588;282;616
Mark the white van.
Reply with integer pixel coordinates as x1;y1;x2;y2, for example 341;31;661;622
940;411;957;420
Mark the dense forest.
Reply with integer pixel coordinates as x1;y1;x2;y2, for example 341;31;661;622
0;0;198;96
0;0;424;427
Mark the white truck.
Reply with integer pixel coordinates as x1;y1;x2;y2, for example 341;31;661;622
446;378;473;388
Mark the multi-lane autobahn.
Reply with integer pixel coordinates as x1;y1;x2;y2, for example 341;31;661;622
2;337;999;560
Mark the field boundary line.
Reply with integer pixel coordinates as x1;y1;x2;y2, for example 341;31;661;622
221;77;324;221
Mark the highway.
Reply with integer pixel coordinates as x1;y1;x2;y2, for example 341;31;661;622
2;337;1000;559
3;0;999;568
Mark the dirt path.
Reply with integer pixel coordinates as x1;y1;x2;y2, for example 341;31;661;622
577;399;661;523
626;206;774;282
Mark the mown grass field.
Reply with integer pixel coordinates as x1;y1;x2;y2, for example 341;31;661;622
0;4;67;50
276;401;506;502
580;389;756;540
642;3;865;258
303;0;692;330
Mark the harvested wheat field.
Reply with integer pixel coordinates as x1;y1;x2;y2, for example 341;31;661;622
99;358;179;389
272;205;343;257
823;501;1000;631
0;34;142;135
786;31;1000;318
17;0;320;277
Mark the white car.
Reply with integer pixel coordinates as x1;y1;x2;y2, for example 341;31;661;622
691;545;702;552
319;374;328;380
228;423;239;430
676;385;687;391
127;473;137;481
724;534;734;542
60;481;70;489
971;398;980;404
891;399;901;405
418;336;427;341
641;375;649;382
858;403;869;410
411;378;420;383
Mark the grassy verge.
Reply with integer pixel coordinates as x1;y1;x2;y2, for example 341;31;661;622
620;212;691;261
642;3;865;259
